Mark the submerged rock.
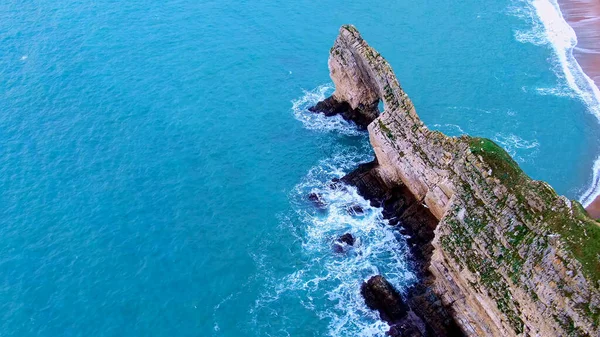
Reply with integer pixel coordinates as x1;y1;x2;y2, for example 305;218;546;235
333;233;355;253
307;192;325;208
347;204;364;215
327;177;347;191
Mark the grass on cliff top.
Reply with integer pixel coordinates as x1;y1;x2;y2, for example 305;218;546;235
468;137;525;187
468;137;600;285
547;202;600;284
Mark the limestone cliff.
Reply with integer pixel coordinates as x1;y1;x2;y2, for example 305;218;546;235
316;25;600;336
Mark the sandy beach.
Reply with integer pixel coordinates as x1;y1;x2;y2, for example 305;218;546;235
556;0;600;86
555;0;600;218
587;195;600;218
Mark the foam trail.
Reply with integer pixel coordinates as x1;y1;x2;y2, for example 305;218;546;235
512;0;600;206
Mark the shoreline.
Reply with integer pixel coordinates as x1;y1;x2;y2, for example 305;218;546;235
313;25;600;335
588;195;600;218
551;0;600;213
555;0;600;87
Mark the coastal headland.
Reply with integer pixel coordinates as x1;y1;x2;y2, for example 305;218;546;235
310;25;600;336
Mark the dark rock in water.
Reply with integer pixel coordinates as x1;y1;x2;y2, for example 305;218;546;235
347;204;364;215
308;95;378;129
346;163;463;336
341;160;388;206
361;275;409;323
343;163;438;266
332;245;344;254
308;96;349;116
338;233;355;246
328;177;345;190
362;276;428;337
388;217;400;227
333;233;355;253
308;192;325;207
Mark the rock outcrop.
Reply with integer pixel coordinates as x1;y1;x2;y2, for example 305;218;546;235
318;25;600;336
337;233;355;246
362;275;411;322
362;275;426;337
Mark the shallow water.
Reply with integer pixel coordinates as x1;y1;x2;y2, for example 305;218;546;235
0;0;598;336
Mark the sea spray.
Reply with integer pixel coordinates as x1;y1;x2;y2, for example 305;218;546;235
291;84;366;136
251;87;416;336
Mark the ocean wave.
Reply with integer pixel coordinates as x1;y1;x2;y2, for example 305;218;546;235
493;133;540;163
509;0;600;205
580;155;600;206
445;105;519;117
254;148;416;336
510;0;600;111
534;86;577;98
431;123;466;136
292;84;365;136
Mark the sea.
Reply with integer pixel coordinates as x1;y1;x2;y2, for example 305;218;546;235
0;0;599;336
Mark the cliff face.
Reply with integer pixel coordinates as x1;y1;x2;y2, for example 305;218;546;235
319;25;600;336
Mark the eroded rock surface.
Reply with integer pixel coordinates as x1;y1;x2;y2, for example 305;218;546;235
362;275;426;337
317;25;600;336
362;275;410;322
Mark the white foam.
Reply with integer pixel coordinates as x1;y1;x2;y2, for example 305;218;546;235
292;84;365;136
493;133;540;163
511;0;600;205
431;123;466;136
580;155;600;205
255;147;416;336
534;86;577;98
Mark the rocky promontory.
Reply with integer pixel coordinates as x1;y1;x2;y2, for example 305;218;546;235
312;25;600;336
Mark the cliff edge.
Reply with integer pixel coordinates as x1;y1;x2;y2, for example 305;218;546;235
314;25;600;336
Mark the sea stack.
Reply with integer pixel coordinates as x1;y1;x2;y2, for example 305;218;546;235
316;25;600;336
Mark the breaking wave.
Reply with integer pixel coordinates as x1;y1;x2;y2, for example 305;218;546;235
252;87;416;336
258;149;416;336
292;84;365;136
510;0;600;205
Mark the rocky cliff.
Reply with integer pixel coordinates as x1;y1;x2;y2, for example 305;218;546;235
313;25;600;336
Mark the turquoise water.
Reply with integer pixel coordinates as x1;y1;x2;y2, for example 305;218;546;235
1;0;599;336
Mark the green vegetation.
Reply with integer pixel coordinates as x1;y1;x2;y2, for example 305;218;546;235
468;137;525;188
544;201;600;284
467;136;600;284
442;213;525;334
378;120;394;140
